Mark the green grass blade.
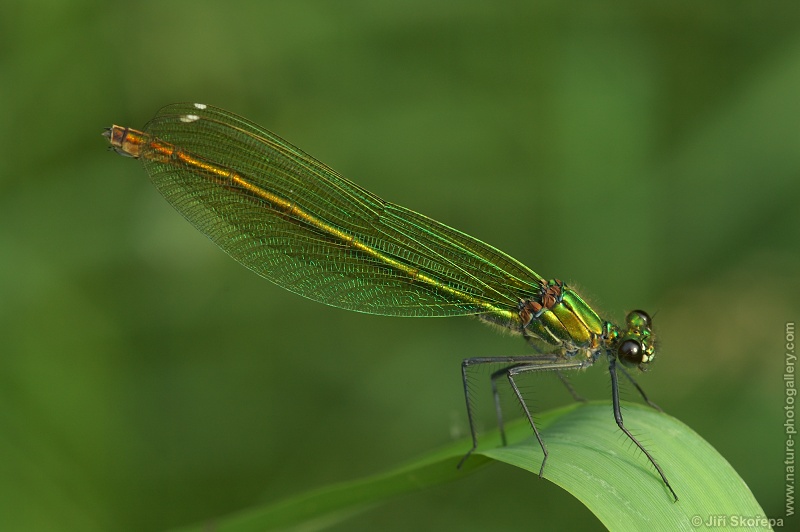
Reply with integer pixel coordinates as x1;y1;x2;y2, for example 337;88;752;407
483;403;768;530
171;403;767;532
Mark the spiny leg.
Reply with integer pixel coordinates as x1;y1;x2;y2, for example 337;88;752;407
490;364;524;447
491;366;585;447
609;357;678;501
500;360;588;477
457;357;480;469
506;365;549;477
457;355;576;469
618;365;662;412
556;370;587;403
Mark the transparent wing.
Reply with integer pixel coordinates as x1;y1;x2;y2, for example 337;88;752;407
138;103;544;317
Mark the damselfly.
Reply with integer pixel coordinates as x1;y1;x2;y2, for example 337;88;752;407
104;103;677;501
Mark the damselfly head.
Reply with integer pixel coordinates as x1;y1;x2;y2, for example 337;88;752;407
617;310;656;370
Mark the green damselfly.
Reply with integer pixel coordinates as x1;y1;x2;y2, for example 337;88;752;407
105;103;677;501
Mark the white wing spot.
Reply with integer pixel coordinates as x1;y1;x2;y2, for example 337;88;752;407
194;103;207;110
180;114;200;123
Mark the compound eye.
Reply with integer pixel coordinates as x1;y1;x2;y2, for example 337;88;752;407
618;339;643;364
627;310;652;330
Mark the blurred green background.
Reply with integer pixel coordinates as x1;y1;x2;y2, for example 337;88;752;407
2;1;799;530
